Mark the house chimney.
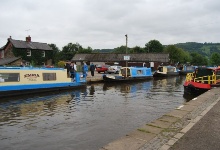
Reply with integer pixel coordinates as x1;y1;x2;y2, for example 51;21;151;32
8;36;12;41
26;35;31;42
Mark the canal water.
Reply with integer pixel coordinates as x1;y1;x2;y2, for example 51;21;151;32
0;76;189;150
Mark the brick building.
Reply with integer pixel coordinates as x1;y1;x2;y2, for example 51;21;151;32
0;36;52;66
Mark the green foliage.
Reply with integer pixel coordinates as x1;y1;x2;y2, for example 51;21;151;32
48;43;60;64
77;46;93;53
164;45;190;64
145;40;163;53
190;52;208;66
112;45;128;53
12;48;52;66
57;61;66;68
61;42;82;60
129;46;145;53
210;53;220;66
175;42;220;57
93;49;113;53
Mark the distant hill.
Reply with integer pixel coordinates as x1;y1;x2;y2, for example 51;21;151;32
93;49;114;53
174;42;220;57
92;42;220;57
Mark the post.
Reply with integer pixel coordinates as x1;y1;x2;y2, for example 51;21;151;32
125;34;128;67
125;34;128;77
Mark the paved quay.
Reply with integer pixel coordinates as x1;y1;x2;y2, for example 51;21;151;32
99;87;220;150
86;71;105;83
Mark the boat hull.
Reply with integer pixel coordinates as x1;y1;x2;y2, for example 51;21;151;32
153;72;179;77
183;81;210;96
0;82;86;98
103;75;152;82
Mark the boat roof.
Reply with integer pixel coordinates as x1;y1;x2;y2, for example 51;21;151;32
121;67;150;70
0;67;65;71
158;65;176;68
195;67;220;77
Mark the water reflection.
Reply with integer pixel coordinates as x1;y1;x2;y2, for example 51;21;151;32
0;76;193;150
103;80;152;93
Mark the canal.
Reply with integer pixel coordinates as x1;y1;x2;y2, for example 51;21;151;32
0;76;189;150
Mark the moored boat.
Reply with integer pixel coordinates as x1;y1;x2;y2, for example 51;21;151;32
103;67;153;82
183;66;220;96
153;65;179;77
0;67;86;98
179;65;197;75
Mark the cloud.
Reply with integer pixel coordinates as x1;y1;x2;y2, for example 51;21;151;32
0;0;220;50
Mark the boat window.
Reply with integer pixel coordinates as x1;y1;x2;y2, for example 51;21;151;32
0;73;20;82
186;66;194;71
43;73;56;81
158;67;163;72
215;70;220;80
167;67;175;72
137;70;143;74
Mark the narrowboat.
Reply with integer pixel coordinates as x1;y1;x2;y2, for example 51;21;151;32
153;66;179;77
179;65;197;75
183;67;220;96
0;67;86;98
102;67;153;82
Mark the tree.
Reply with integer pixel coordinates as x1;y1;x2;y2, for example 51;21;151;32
130;46;145;53
210;52;220;66
145;40;163;53
48;43;61;65
190;52;208;66
61;43;82;60
164;45;190;64
112;46;128;53
77;46;93;53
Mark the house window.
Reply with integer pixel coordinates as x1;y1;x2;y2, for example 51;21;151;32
26;62;30;66
42;51;45;57
27;49;31;56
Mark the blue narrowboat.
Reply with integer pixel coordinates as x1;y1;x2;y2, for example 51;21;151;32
0;67;86;98
103;67;153;82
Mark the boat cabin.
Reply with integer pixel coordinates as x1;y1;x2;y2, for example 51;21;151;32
119;67;152;78
193;67;220;84
157;66;177;73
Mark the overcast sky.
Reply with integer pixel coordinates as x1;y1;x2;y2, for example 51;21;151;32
0;0;220;50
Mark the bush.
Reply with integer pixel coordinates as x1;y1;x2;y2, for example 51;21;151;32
58;61;66;68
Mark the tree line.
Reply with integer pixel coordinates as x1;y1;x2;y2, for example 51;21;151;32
49;40;220;67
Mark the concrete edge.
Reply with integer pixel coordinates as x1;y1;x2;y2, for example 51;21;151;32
160;95;220;150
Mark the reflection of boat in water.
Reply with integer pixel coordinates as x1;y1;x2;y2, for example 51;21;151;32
0;88;86;124
103;80;152;93
153;66;179;77
152;76;183;92
183;67;220;96
0;67;86;98
103;67;152;82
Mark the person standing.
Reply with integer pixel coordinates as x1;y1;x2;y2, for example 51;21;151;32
70;61;75;80
90;63;95;77
65;60;71;77
73;62;77;72
82;62;88;78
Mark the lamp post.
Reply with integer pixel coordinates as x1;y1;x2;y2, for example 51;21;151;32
125;34;127;54
125;34;128;67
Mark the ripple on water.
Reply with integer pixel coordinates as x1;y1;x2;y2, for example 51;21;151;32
0;77;189;150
